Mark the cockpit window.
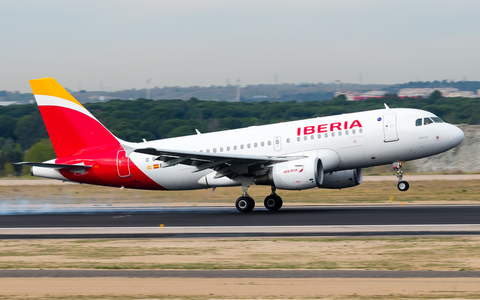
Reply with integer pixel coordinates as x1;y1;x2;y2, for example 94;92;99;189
417;117;444;126
424;117;434;125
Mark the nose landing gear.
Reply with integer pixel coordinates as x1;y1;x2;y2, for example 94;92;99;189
393;162;409;192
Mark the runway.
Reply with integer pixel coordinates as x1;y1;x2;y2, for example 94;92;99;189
2;205;480;227
1;205;480;238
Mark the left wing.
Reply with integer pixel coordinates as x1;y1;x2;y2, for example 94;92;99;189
134;147;305;178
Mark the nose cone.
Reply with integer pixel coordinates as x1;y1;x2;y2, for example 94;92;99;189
449;125;464;147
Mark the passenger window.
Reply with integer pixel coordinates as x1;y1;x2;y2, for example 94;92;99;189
261;141;265;146
297;137;301;141
286;138;290;143
240;144;244;149
359;128;363;133
213;148;217;153
317;134;321;139
220;147;223;152
227;146;230;151
206;149;210;153
352;129;356;134
424;117;433;125
338;131;342;136
415;118;422;126
324;133;328;138
254;142;258;147
345;130;349;135
247;143;251;148
275;139;279;144
331;132;335;137
304;136;307;141
234;145;237;150
310;135;314;140
268;141;272;146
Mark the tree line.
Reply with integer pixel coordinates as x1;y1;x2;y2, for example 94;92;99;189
0;92;479;176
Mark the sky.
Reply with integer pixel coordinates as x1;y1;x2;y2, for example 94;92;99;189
1;0;480;93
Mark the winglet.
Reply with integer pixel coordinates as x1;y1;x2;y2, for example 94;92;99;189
384;103;390;109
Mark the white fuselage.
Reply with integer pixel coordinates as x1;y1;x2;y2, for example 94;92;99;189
123;108;464;190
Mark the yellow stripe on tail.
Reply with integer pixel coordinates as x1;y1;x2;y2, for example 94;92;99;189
29;77;84;107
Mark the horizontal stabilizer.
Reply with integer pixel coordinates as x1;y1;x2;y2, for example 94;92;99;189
14;162;93;170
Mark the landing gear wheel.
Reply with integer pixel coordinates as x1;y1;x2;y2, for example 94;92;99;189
397;181;409;192
264;194;283;211
393;162;409;192
236;196;255;212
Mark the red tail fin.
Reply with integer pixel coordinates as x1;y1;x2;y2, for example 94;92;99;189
29;78;120;158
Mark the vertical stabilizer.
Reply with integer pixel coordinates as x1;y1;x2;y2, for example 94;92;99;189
29;78;120;158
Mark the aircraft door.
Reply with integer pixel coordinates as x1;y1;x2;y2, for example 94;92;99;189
273;136;282;151
383;114;399;142
116;150;131;178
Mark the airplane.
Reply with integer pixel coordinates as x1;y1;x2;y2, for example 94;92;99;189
16;77;465;212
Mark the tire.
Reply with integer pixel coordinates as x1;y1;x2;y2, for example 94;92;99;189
264;194;283;211
397;181;410;192
236;196;255;212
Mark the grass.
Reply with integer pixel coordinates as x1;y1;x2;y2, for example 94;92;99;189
1;237;480;271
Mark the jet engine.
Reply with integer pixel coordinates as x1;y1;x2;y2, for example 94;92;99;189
319;168;363;189
255;157;324;190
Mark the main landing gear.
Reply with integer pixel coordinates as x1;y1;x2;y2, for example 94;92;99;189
235;185;283;212
235;195;255;212
264;186;283;211
393;162;409;192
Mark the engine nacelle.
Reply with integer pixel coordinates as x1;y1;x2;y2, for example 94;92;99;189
319;168;363;189
256;157;324;190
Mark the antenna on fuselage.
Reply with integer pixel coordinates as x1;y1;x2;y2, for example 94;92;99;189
384;103;390;109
